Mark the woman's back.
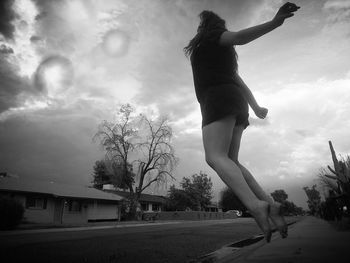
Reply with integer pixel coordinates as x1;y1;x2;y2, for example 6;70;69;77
190;29;237;102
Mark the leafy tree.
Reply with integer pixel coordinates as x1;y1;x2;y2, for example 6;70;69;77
180;171;213;211
270;189;304;216
303;184;322;216
270;189;288;203
282;200;304;215
106;160;135;191
166;172;213;211
166;185;193;211
91;159;135;191
93;104;178;219
219;187;246;212
91;160;111;189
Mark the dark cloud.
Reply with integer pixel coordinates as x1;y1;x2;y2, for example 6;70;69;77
30;35;42;43
0;0;16;39
0;0;50;114
0;44;13;54
0;57;31;113
0;111;102;185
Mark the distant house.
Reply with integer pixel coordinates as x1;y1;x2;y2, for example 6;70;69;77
205;204;219;212
102;184;167;212
0;177;123;224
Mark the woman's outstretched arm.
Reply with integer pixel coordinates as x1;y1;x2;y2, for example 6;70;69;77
234;73;268;119
220;2;300;46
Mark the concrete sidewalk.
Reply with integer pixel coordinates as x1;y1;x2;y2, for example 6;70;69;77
221;216;349;263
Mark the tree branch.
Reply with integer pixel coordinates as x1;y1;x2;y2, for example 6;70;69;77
141;177;159;192
327;165;338;175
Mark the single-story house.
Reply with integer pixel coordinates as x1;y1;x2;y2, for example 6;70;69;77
205;204;219;212
0;177;123;224
102;185;167;212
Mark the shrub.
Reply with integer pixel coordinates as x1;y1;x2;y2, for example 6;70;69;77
0;196;25;230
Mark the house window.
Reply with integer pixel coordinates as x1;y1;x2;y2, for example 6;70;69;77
26;196;47;209
152;203;160;211
66;200;82;212
141;203;148;211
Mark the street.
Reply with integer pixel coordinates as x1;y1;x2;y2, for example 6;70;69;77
0;218;266;263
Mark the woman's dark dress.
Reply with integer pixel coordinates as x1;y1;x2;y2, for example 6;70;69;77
190;28;249;128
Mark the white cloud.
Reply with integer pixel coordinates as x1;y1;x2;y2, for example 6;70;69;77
241;76;350;185
324;0;350;10
11;0;40;77
247;0;283;26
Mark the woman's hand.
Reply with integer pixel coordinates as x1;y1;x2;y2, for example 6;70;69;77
253;106;268;119
272;2;300;26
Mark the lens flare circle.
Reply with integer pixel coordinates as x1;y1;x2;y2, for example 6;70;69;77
102;29;130;57
44;65;63;87
34;55;74;97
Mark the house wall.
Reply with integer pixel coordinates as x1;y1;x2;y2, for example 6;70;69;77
0;192;55;223
151;203;162;212
87;200;119;221
62;199;88;224
1;190;121;224
25;197;55;223
62;208;87;224
147;203;152;212
141;202;163;212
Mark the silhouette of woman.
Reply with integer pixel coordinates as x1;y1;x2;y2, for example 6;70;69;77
184;2;300;242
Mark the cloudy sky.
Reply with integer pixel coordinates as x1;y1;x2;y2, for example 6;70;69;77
1;0;350;208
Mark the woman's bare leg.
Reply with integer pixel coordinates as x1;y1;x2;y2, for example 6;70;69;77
202;115;271;242
228;125;288;238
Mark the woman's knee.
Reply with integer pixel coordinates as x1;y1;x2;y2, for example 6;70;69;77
205;153;227;169
230;156;240;166
231;159;239;166
228;144;240;165
205;153;218;168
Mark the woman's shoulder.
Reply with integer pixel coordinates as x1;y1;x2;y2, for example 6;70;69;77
203;28;227;44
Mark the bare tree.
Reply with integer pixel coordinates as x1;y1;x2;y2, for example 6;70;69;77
94;104;136;193
134;114;178;199
93;104;178;218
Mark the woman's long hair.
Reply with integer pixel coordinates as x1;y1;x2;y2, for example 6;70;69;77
184;10;227;57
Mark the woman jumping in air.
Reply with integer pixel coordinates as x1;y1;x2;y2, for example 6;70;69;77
184;2;300;242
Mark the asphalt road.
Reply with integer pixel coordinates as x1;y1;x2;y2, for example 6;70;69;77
0;218;271;263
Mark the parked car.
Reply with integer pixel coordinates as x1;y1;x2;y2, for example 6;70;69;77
225;210;242;217
241;210;252;217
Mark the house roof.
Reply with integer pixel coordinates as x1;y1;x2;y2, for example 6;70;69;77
103;189;167;204
0;177;123;201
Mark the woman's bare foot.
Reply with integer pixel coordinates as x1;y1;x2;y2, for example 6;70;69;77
249;201;272;242
269;202;288;238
